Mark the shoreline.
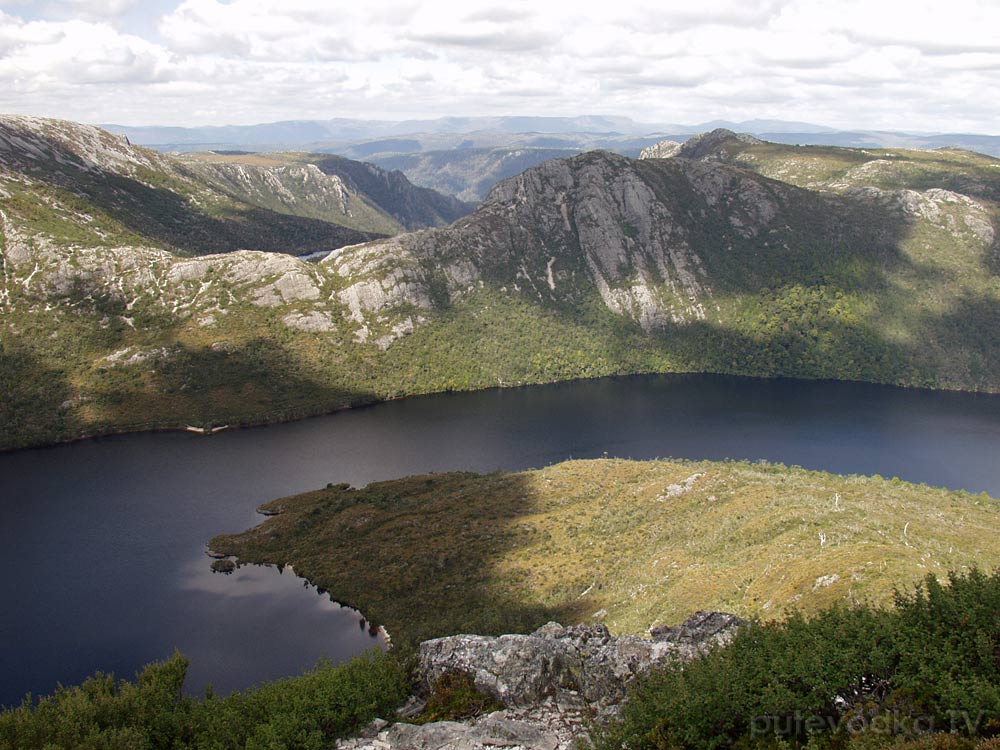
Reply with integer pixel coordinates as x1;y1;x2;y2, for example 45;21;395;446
3;369;999;455
205;549;393;650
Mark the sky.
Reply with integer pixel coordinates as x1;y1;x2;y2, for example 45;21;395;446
0;0;999;133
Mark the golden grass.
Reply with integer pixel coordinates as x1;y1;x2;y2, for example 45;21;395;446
178;152;295;167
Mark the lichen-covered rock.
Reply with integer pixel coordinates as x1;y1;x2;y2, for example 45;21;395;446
418;612;746;709
338;708;576;750
343;613;746;750
417;633;582;706
648;610;746;648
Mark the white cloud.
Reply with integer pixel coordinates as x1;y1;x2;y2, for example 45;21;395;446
0;0;998;133
0;14;169;86
50;0;139;18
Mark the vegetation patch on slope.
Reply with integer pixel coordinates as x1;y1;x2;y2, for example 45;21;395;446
209;458;1000;645
599;568;1000;750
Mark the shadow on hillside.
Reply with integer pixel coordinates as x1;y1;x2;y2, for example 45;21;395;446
907;292;1000;390
312;156;475;229
0;341;78;451
85;337;380;436
30;162;383;256
644;164;917;297
447;152;1000;392
210;469;599;645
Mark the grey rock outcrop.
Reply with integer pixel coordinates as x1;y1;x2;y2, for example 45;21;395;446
419;613;745;709
417;631;582;707
341;705;582;750
639;140;682;160
340;612;745;750
648;610;745;645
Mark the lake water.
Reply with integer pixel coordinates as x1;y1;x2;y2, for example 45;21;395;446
3;374;1000;707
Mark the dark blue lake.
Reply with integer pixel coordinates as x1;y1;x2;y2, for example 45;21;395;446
3;374;1000;707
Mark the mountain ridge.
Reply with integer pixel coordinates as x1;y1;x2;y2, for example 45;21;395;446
0;115;470;258
2;118;999;449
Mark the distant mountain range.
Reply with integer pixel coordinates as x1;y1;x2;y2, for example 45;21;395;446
103;114;1000;156
98;116;1000;203
3;117;999;449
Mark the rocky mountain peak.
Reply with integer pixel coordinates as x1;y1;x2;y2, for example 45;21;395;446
326;148;800;347
639;139;682;159
676;128;764;160
0;114;163;175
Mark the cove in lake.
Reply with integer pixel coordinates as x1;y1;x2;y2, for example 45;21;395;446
3;373;1000;707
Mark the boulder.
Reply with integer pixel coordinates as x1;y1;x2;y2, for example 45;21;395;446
649;610;746;649
417;633;581;706
345;613;746;750
418;612;746;709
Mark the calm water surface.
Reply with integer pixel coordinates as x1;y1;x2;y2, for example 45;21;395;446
3;374;1000;707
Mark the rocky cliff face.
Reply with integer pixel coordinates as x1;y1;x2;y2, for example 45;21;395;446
638;140;682;159
340;612;746;750
327;149;821;345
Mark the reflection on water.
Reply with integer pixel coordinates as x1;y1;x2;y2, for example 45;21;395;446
173;561;385;699
2;373;1000;707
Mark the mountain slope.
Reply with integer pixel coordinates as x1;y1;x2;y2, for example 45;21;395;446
0;115;389;256
308;155;475;229
2;123;999;449
0;116;471;258
178;152;473;235
328;146;999;388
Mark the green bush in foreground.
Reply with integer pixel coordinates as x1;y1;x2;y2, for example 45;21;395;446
598;569;1000;750
0;649;408;750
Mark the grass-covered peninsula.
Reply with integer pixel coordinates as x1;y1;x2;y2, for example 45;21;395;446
210;458;1000;645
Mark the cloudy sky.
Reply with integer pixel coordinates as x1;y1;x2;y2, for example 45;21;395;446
0;0;998;132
